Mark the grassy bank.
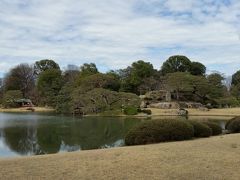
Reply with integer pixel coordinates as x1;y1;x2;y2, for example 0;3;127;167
149;107;240;117
0;107;55;113
85;108;240;118
1;107;240;117
0;133;239;179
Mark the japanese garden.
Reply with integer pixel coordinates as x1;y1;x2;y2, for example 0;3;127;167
1;0;240;179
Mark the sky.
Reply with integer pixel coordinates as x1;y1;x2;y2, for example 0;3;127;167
0;0;239;77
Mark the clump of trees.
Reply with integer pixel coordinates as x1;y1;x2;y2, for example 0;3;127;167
0;55;239;114
69;88;140;115
2;90;23;108
161;55;206;76
4;64;35;98
231;70;240;100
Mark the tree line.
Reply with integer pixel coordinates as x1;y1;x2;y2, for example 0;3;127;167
0;55;240;113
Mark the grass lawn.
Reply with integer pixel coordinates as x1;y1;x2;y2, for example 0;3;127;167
0;133;240;179
0;107;55;113
149;107;240;117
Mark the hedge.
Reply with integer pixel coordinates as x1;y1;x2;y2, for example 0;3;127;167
125;119;194;146
188;120;212;137
203;121;222;136
225;116;240;133
124;106;138;115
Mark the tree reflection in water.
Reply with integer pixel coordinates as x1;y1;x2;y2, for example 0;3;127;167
0;114;141;156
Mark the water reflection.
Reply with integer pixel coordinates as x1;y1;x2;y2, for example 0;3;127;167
0;113;231;157
0;113;142;157
3;126;39;155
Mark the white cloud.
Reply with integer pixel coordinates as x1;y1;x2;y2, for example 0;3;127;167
164;0;194;12
0;0;239;76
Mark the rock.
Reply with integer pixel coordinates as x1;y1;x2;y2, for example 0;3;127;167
139;95;146;99
179;102;204;108
140;101;147;108
148;102;180;109
177;108;188;116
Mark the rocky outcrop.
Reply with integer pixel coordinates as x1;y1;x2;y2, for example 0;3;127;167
144;90;171;102
148;102;180;109
179;102;204;109
146;101;205;109
141;90;173;109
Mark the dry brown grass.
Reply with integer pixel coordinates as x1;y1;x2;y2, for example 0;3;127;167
0;107;55;113
149;107;240;117
0;134;240;180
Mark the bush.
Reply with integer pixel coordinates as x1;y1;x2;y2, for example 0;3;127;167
56;85;73;114
124;106;138;115
2;90;23;108
140;109;152;115
125;119;194;145
71;88;140;115
203;121;222;136
215;96;239;107
225;116;239;129
225;116;240;133
188;120;212;137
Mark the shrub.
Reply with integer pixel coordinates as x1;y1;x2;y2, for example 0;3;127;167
125;119;194;145
225;116;239;129
215;96;239;107
2;90;23;108
124;106;138;115
71;88;140;115
203;121;222;136
56;85;73;114
140;109;152;115
188;120;212;137
225;116;240;133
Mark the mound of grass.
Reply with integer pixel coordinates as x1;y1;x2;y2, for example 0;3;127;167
225;116;240;133
188;120;212;138
123;106;138;115
125;119;194;146
203;121;222;136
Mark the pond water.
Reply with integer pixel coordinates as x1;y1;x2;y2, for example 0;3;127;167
0;113;230;157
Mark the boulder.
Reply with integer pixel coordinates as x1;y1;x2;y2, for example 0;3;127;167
179;102;203;108
140;101;147;108
177;109;188;116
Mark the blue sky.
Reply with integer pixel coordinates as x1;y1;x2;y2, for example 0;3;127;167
0;0;239;77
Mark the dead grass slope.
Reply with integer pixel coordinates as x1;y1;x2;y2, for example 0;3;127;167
0;134;240;180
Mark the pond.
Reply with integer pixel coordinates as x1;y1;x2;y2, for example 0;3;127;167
0;113;231;157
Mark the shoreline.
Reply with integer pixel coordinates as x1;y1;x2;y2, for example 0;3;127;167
0;107;55;113
147;107;240;117
85;107;240;118
0;133;239;179
0;107;240;117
